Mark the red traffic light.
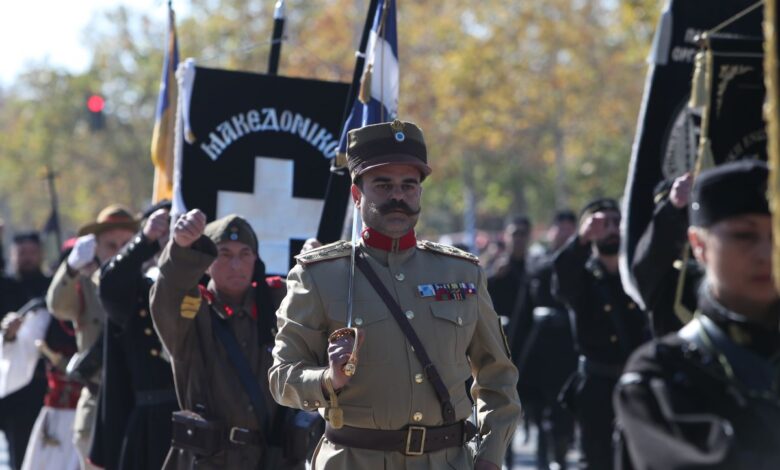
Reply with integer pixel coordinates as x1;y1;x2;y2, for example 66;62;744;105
87;94;105;113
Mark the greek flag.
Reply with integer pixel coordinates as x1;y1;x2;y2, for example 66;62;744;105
336;0;398;159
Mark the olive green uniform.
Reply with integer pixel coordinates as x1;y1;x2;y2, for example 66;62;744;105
149;239;287;469
269;240;521;469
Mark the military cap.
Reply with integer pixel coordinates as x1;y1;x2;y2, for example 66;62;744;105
204;214;258;253
347;119;432;181
579;197;620;222
690;159;769;227
12;231;41;245
78;204;139;236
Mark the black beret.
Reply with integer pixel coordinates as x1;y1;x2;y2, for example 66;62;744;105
689;159;769;227
204;214;258;253
141;199;172;220
347;119;432;181
579;198;620;221
12;231;41;244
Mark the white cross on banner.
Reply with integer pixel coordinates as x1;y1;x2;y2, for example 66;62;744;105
170;65;350;275
217;157;323;275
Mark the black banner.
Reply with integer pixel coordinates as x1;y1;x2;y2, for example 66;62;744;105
620;0;763;305
175;66;349;275
702;35;766;164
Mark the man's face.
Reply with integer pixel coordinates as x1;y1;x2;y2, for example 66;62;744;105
593;210;621;256
547;220;576;251
504;223;531;259
12;240;43;276
690;214;778;309
95;228;135;263
351;164;422;238
207;241;255;300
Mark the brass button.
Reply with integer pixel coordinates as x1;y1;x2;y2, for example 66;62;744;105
314;400;321;407
412;412;423;422
457;317;463;326
354;317;364;326
139;309;148;317
150;349;159;356
610;335;617;343
405;310;414;320
604;304;613;313
303;400;309;407
628;302;636;310
414;373;424;384
395;273;405;281
144;328;153;336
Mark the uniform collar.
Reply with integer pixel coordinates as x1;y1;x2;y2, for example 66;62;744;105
699;288;780;358
360;227;416;252
200;281;257;320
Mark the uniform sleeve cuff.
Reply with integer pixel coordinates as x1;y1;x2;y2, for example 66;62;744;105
299;367;329;410
475;437;508;469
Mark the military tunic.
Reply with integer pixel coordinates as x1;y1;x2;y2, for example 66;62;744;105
150;238;293;470
90;232;177;470
269;239;521;469
614;291;780;469
552;235;650;470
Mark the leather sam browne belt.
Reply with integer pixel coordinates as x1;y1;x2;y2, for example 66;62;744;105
324;421;477;456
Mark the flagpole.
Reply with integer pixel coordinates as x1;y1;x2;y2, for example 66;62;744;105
316;0;381;244
268;0;286;75
44;165;62;250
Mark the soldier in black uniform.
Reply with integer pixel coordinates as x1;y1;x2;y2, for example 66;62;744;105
553;198;650;470
487;216;532;468
516;209;578;469
631;173;702;336
89;202;178;470
10;232;52;301
0;236;41;470
614;160;780;469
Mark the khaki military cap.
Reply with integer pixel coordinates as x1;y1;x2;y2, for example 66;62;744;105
347;119;432;181
204;214;258;253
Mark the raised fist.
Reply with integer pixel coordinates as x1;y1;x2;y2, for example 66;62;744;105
143;208;171;243
173;209;207;248
669;172;693;209
579;212;612;244
67;234;97;270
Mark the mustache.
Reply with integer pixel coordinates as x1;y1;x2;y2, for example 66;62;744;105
377;200;421;216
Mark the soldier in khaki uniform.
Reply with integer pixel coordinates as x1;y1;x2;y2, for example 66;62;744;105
270;120;521;470
150;213;301;470
46;204;138;470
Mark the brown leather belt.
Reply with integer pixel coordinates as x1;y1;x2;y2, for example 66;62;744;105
324;421;477;456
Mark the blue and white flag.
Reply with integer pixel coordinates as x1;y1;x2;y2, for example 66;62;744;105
336;0;398;160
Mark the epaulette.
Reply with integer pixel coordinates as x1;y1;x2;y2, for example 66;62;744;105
416;240;479;265
295;240;352;265
265;276;284;289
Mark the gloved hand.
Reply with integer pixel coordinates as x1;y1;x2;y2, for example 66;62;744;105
67;234;97;270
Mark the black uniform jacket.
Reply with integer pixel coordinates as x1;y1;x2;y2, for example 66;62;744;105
553;235;649;366
615;292;780;469
631;197;702;337
90;233;178;470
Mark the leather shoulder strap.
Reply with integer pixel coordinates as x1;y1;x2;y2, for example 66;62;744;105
210;312;269;435
355;251;457;424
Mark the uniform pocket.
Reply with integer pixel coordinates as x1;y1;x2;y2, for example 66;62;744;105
326;301;390;365
429;301;477;365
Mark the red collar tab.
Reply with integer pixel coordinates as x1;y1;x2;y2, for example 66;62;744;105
198;284;256;319
361;228;416;252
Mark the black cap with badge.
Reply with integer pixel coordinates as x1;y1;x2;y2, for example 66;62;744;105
689;159;769;228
